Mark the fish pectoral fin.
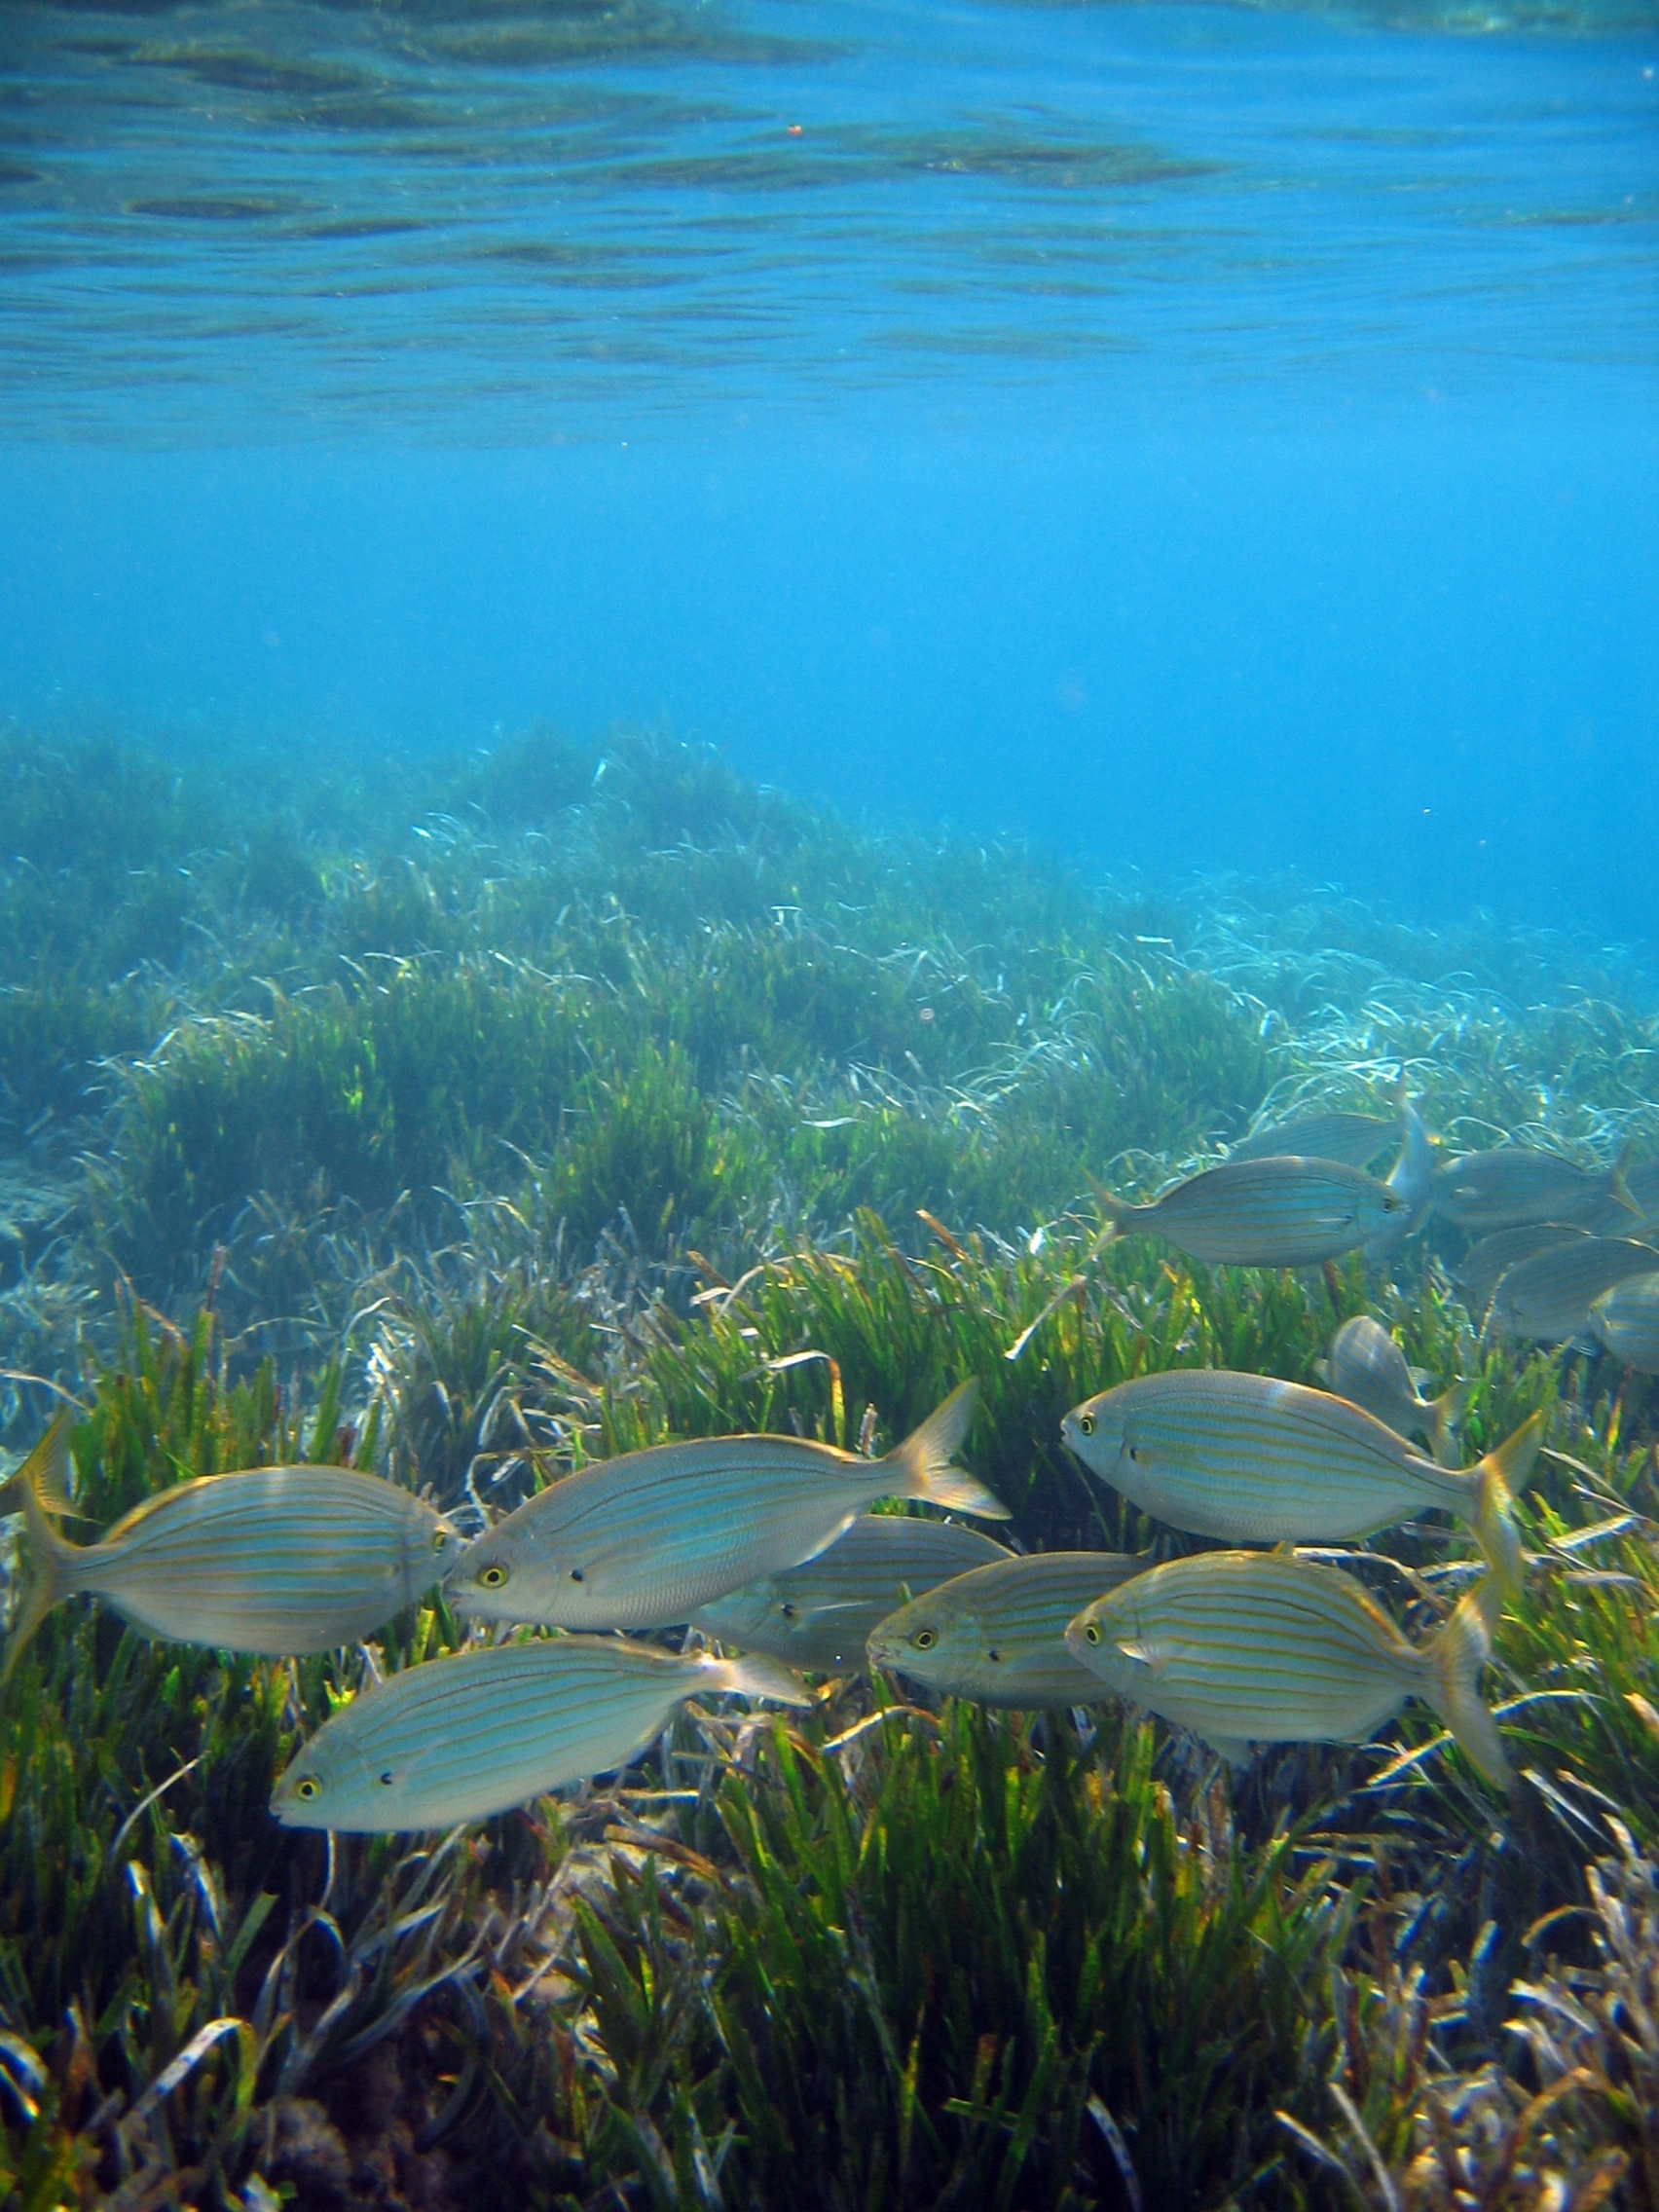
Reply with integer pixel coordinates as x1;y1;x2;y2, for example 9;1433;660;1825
1115;1637;1166;1675
1206;1735;1256;1768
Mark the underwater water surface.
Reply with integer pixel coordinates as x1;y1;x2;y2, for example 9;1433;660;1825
2;0;1657;942
4;4;1659;2209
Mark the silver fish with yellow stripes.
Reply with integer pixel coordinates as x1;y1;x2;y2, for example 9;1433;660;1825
1091;1158;1407;1269
1316;1316;1465;1468
1433;1141;1635;1234
1065;1552;1509;1788
866;1549;1149;1708
1060;1370;1535;1598
448;1379;1007;1631
4;1419;464;1678
1590;1272;1659;1373
1229;1110;1396;1169
1487;1235;1659;1344
689;1512;1012;1674
272;1637;807;1832
1453;1223;1590;1310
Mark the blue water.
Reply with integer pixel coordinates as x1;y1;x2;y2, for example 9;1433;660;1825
2;0;1656;945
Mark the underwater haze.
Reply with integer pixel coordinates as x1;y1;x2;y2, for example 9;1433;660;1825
2;0;1657;946
8;6;1659;2210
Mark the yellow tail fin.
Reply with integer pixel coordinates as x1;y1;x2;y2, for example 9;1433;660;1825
0;1413;79;1522
1085;1173;1138;1257
1428;1381;1468;1470
2;1417;80;1685
882;1379;1009;1519
1472;1409;1541;1603
712;1653;811;1707
1425;1587;1510;1790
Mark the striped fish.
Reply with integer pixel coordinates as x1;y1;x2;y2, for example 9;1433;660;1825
1230;1111;1396;1169
4;1428;464;1677
1433;1142;1635;1233
272;1636;807;1833
866;1549;1149;1708
1060;1369;1536;1597
1064;1551;1509;1788
690;1513;1012;1674
1590;1272;1659;1373
1316;1316;1465;1468
1453;1224;1590;1309
1488;1235;1659;1343
1092;1158;1406;1269
447;1379;1007;1632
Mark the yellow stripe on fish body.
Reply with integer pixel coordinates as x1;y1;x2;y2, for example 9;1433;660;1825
1590;1271;1659;1373
446;1378;1006;1631
1064;1551;1509;1788
4;1459;464;1677
866;1549;1149;1708
690;1512;1012;1674
1060;1369;1535;1598
1094;1158;1406;1268
271;1635;808;1833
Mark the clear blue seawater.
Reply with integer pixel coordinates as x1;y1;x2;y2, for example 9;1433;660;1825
1;0;1656;945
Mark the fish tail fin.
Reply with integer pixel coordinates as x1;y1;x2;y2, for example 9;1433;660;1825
882;1379;1009;1519
710;1652;810;1707
1428;1381;1469;1469
1471;1410;1542;1602
1084;1173;1134;1255
3;1422;79;1685
1609;1137;1639;1216
1426;1587;1511;1790
0;1413;79;1522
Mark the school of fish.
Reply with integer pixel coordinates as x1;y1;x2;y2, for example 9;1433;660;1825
5;1084;1657;1831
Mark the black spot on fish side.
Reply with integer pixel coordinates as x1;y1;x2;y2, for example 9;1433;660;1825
379;1771;395;1787
570;1567;584;1583
987;1649;1002;1663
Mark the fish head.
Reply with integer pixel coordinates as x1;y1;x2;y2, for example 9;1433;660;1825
866;1585;986;1692
1063;1587;1149;1688
427;1511;468;1579
1060;1391;1130;1480
444;1525;566;1623
271;1712;393;1831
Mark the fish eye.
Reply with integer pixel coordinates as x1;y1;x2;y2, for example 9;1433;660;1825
1084;1624;1101;1645
478;1564;509;1590
913;1628;937;1650
1079;1413;1095;1436
294;1777;320;1801
432;1528;451;1554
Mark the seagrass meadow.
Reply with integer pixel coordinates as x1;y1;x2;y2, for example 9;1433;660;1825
1;724;1657;2211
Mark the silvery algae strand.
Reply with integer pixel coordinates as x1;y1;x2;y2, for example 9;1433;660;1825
689;1511;1012;1674
272;1637;807;1832
5;1418;464;1677
1061;1370;1534;1597
1317;1314;1465;1467
1092;1157;1407;1268
1065;1553;1509;1788
866;1549;1148;1708
447;1378;1007;1629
